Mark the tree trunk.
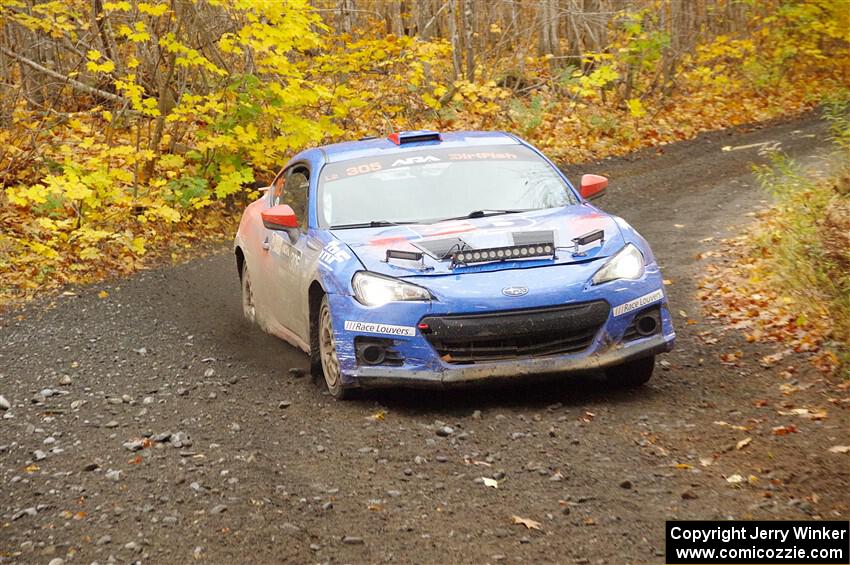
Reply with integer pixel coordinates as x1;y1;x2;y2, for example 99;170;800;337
413;0;429;39
462;0;474;81
547;0;560;58
537;0;550;56
337;0;354;35
563;0;581;61
387;0;404;36
447;0;462;79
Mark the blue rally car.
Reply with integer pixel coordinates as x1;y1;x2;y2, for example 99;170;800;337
234;130;675;398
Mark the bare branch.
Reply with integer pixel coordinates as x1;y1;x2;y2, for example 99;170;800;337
0;43;128;104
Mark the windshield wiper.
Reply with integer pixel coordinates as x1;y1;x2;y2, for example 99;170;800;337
330;220;418;230
432;209;529;223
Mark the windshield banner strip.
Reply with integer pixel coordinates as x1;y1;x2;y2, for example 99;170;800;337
322;147;533;184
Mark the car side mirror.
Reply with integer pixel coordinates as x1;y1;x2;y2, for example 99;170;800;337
261;204;298;230
580;174;608;200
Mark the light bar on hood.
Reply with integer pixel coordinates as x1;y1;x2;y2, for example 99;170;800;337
452;243;555;266
571;228;605;257
386;249;423;262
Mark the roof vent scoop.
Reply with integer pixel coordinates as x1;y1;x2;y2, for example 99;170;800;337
388;130;442;145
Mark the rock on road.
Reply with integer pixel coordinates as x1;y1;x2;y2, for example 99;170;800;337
1;114;848;564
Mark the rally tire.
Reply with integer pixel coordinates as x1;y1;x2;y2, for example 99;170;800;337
318;295;350;400
240;260;256;325
605;355;655;388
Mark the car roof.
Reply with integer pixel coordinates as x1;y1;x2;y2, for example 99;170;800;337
292;130;523;165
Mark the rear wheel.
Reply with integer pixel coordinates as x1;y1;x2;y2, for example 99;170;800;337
240;260;256;325
318;295;350;399
605;355;655;388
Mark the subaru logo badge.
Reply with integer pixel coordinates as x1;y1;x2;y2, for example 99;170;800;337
502;286;528;297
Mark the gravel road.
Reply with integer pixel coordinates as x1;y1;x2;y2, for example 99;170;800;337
2;114;848;564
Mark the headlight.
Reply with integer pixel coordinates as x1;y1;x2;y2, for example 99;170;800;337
591;243;645;285
352;272;432;307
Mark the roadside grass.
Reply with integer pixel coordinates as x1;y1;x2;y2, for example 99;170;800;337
700;102;850;378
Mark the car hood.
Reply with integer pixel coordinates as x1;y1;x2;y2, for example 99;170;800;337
331;206;626;278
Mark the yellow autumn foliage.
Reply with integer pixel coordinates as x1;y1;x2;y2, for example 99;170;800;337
0;0;849;307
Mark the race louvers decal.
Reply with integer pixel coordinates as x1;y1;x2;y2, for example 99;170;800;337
319;241;351;269
613;289;664;317
344;321;416;337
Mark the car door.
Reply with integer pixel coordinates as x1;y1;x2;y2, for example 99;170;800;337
239;171;282;332
266;166;312;341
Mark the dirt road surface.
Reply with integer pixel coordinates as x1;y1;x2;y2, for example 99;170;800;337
2;114;848;564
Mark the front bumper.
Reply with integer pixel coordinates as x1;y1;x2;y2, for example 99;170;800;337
351;332;674;388
328;259;675;389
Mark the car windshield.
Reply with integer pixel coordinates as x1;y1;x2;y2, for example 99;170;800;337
317;144;579;228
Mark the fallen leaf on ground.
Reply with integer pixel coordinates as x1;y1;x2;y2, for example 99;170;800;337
663;279;673;285
726;474;745;484
777;408;827;420
511;515;542;530
828;445;850;454
481;477;499;488
720;350;743;365
714;420;749;431
367;410;386;421
772;424;798;435
699;456;715;467
760;351;787;368
736;437;752;450
98;290;109;298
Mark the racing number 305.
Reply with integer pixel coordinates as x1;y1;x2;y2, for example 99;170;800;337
346;161;382;176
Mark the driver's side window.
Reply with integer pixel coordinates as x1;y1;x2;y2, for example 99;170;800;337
269;166;309;232
270;170;286;207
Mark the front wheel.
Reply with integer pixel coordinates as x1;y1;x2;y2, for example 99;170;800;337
605;355;655;388
317;296;350;399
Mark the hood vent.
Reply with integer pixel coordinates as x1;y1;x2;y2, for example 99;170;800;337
511;230;555;246
413;237;470;259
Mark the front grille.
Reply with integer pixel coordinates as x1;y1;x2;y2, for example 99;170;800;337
420;301;610;364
